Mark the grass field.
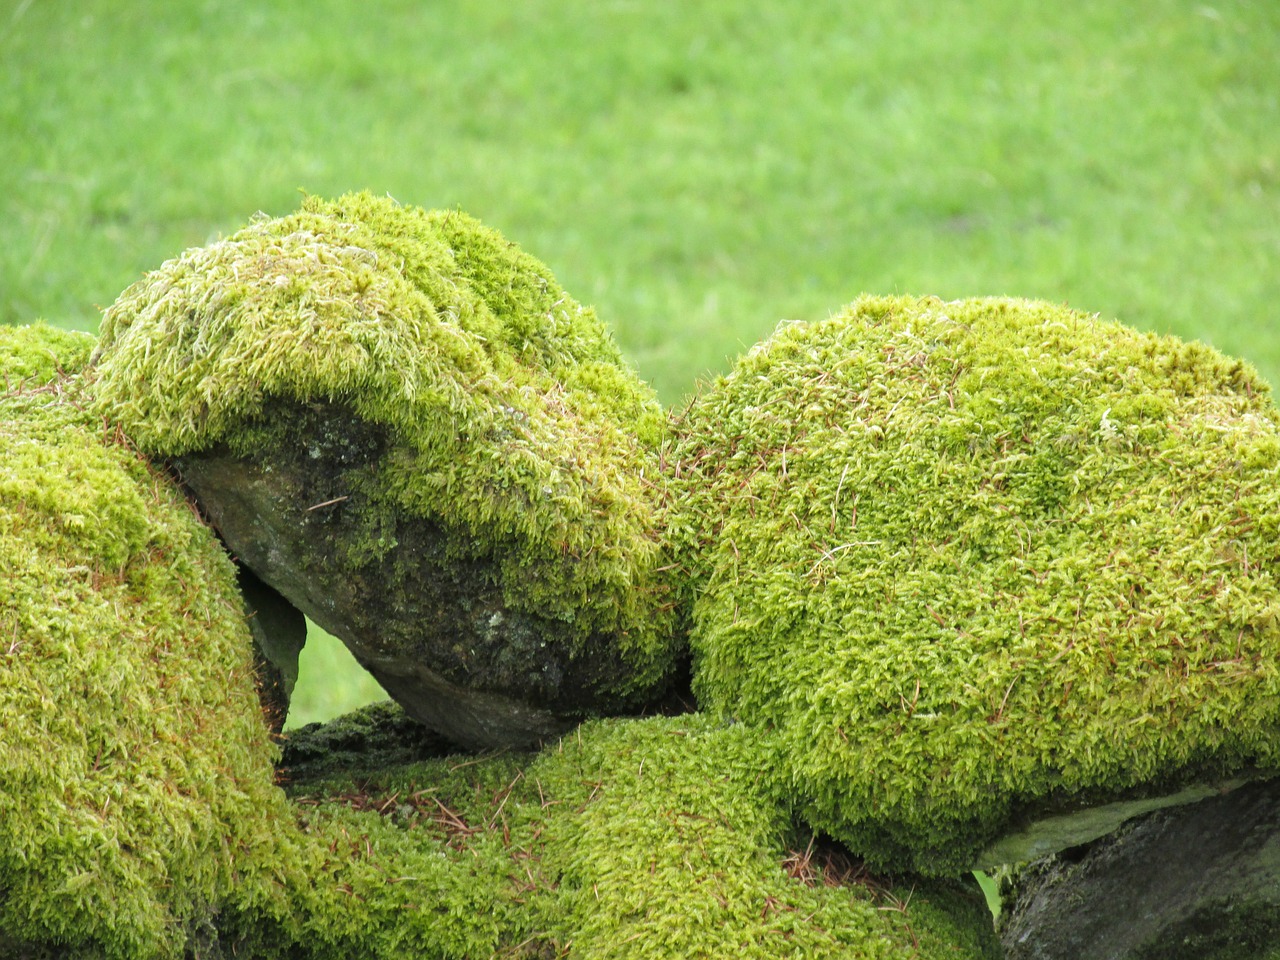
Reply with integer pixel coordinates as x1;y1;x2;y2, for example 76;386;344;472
4;0;1279;726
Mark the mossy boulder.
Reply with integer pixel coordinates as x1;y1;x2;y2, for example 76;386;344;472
281;707;1002;960
669;294;1280;875
1;318;996;956
88;193;680;749
278;698;453;783
0;323;294;956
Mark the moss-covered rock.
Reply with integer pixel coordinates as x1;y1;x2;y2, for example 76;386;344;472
284;709;1002;960
669;294;1280;875
278;698;453;783
88;193;680;748
0;324;294;957
0;320;993;957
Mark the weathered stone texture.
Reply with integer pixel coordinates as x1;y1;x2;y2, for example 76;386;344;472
1002;778;1280;959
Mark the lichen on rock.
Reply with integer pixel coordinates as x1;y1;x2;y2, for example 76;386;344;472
668;294;1280;875
88;193;680;748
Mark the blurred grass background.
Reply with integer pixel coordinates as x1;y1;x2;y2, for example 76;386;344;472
4;0;1278;726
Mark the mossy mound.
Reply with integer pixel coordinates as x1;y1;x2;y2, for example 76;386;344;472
88;193;679;745
0;324;993;957
284;708;1001;960
0;325;293;957
1;321;96;384
278;698;453;783
669;294;1280;875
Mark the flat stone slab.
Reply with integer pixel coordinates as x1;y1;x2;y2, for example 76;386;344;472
975;775;1257;869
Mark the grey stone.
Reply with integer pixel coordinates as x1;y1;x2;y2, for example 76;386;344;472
174;399;655;751
975;776;1255;870
237;562;307;733
1001;778;1280;960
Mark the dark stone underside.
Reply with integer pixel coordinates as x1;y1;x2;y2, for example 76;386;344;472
237;561;307;733
173;399;643;750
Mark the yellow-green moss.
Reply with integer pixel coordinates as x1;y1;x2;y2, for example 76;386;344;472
89;192;675;688
1;411;994;955
669;295;1280;874
1;329;288;957
1;326;515;959
286;710;1001;960
1;321;96;384
522;715;999;959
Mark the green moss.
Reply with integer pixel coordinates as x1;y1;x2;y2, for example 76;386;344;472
0;327;289;957
520;715;999;959
89;192;675;687
669;294;1280;874
287;712;1001;959
0;326;518;959
1;321;96;383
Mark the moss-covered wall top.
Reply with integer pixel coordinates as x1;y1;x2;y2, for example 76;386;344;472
12;201;1280;953
0;324;998;957
669;294;1280;873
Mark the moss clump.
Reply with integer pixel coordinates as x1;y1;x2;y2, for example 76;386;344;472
0;323;993;956
88;193;675;693
0;393;995;958
1;320;96;384
518;715;1000;959
669;294;1280;875
0;326;289;957
286;710;1001;960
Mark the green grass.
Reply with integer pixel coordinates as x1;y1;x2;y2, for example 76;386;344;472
5;0;1279;723
288;626;387;729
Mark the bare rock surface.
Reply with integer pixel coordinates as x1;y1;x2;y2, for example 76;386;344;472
237;562;307;732
1001;778;1280;959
